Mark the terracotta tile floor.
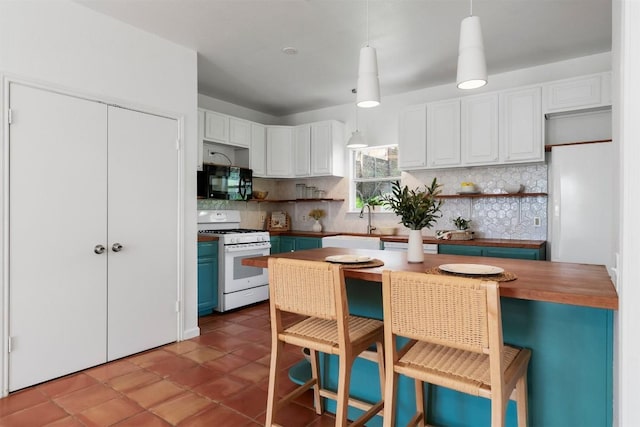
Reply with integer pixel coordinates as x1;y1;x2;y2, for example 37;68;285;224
0;302;337;426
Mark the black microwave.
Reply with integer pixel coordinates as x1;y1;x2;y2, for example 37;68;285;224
197;164;253;200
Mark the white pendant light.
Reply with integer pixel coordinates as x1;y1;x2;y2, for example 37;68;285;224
456;0;487;90
347;91;368;148
356;0;380;108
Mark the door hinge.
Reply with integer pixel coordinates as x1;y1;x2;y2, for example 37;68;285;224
175;301;180;313
7;108;12;125
8;336;13;353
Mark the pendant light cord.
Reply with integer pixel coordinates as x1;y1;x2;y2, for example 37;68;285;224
366;0;370;47
469;0;473;16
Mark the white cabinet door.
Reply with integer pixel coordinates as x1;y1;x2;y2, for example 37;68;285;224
250;123;266;177
500;87;543;163
543;73;611;114
294;124;311;176
461;93;499;165
204;111;228;143
311;121;344;176
427;99;461;168
229;117;251;147
398;104;427;169
8;84;108;391
266;126;294;177
106;107;178;361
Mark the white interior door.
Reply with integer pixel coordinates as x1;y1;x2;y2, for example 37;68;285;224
106;106;178;360
8;84;108;391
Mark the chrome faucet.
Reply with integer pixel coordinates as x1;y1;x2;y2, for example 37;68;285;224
359;204;376;234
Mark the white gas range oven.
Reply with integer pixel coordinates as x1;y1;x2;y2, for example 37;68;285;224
197;210;270;312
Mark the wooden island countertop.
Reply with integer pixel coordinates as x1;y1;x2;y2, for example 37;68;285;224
243;247;618;310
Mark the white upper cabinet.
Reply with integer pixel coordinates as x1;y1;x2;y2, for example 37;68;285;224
204;111;228;143
500;86;543;163
310;121;345;177
250;123;266;177
294;124;311;177
229;118;251;148
462;93;499;166
427;99;461;168
398;104;427;169
543;72;611;114
266;126;294;177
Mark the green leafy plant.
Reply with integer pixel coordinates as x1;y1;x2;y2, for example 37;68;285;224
453;216;472;230
383;179;443;230
308;209;326;220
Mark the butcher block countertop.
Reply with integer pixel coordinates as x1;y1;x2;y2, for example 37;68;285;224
197;234;219;242
268;230;545;249
243;247;618;310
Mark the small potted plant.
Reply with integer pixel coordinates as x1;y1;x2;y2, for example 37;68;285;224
309;208;326;232
453;216;471;230
450;216;474;240
383;179;443;263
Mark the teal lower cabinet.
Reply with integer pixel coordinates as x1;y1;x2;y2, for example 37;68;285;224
270;236;280;254
289;279;613;426
439;244;546;260
274;236;321;253
295;237;322;251
197;241;218;316
279;236;296;253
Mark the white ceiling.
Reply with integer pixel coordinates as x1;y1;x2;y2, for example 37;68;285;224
78;0;612;116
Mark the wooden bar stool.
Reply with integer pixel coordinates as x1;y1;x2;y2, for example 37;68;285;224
266;258;385;427
381;271;531;427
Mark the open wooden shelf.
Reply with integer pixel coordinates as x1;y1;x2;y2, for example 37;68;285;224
247;198;345;203
437;192;547;199
545;139;612;152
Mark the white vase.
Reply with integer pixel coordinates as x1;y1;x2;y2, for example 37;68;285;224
312;220;322;232
407;229;424;263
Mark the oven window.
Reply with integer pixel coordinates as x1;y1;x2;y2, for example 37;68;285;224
233;255;264;280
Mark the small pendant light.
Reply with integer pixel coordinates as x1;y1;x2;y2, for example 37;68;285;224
456;0;487;90
347;90;368;148
356;0;380;108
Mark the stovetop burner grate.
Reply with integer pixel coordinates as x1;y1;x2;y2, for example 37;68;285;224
200;229;265;234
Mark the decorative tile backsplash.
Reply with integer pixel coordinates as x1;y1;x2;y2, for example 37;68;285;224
404;164;548;240
197;163;548;241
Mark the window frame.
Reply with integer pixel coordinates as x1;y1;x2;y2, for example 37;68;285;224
349;144;400;213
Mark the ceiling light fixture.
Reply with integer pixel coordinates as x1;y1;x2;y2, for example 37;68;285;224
347;89;368;148
456;0;487;90
356;0;380;108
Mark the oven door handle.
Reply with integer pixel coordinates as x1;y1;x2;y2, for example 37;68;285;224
225;244;271;253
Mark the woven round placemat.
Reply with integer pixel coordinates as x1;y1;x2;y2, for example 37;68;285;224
424;266;517;282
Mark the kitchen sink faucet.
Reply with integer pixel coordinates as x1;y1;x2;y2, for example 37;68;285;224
359;204;376;234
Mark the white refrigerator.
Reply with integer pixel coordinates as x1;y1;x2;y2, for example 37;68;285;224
548;142;616;274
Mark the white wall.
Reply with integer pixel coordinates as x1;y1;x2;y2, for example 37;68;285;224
0;0;199;395
198;93;280;125
613;1;640;426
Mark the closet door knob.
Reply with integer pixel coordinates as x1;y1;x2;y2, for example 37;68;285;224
94;245;106;254
112;243;123;252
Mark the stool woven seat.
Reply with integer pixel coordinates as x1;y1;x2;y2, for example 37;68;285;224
382;271;531;427
266;258;385;427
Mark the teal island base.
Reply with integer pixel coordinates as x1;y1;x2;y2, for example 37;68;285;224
289;278;613;427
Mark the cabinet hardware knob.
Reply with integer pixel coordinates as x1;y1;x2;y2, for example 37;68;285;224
94;245;106;254
112;243;123;252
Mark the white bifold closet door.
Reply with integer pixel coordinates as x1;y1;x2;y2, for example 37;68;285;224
106;106;178;361
8;83;178;391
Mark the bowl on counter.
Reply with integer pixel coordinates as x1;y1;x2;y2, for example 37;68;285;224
252;191;269;200
503;184;523;194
